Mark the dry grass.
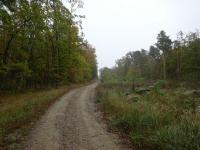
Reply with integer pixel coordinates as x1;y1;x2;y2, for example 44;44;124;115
0;85;78;149
96;83;200;150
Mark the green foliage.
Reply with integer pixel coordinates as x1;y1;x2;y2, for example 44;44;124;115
0;86;71;148
0;0;97;91
152;80;166;95
97;84;200;149
99;67;118;83
0;63;31;91
99;30;200;84
155;122;200;150
97;29;200;149
156;30;172;54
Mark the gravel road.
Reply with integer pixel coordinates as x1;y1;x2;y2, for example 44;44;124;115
23;83;125;150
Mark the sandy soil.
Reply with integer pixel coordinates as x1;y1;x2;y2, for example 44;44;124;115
23;83;126;150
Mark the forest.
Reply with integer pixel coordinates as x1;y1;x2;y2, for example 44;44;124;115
100;30;200;84
2;0;200;149
0;0;98;148
98;30;200;149
0;0;97;91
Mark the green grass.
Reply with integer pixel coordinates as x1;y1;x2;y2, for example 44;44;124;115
0;85;78;149
96;83;200;150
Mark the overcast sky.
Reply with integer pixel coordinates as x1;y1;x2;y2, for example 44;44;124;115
71;0;200;69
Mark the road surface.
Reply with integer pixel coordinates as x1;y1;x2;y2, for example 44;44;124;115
23;83;124;150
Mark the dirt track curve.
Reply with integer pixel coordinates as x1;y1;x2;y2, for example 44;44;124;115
23;83;125;150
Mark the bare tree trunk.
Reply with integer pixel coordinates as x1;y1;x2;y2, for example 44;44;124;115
176;48;180;80
3;34;15;64
162;54;166;80
132;80;135;91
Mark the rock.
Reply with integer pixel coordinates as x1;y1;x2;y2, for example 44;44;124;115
193;90;200;97
127;94;141;102
125;92;130;96
148;85;154;90
135;87;151;95
196;105;200;113
183;90;200;97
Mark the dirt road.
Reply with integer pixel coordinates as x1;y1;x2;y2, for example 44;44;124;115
23;83;124;150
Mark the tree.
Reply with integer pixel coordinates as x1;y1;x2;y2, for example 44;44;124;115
149;46;160;60
156;30;172;80
0;0;97;91
100;30;200;84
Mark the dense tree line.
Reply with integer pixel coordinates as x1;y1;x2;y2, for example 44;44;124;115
0;0;97;91
100;30;200;83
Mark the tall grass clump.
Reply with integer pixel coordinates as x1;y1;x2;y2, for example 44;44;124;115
0;85;75;148
96;83;200;149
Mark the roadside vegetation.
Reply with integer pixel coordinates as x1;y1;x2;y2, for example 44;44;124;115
0;85;79;149
0;1;97;148
97;30;200;149
97;82;200;149
0;0;97;91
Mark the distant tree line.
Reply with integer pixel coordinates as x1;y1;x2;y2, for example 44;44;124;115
100;30;200;84
0;0;97;91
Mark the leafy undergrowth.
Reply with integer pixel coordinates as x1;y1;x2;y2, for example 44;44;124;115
96;83;200;150
0;85;78;149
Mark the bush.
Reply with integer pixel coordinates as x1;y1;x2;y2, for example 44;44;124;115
152;80;167;95
0;63;31;91
97;83;200;149
155;121;200;150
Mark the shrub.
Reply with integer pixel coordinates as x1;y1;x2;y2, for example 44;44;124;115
0;63;31;91
97;83;200;149
154;121;200;150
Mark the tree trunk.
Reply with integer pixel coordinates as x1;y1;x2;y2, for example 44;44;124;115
162;54;166;80
3;34;15;64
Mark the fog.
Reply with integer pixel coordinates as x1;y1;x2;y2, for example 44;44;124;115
67;0;200;69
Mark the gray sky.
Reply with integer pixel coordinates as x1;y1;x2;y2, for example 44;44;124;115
73;0;200;69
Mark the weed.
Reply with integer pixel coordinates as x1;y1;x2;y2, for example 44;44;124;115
97;83;200;149
0;85;74;148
